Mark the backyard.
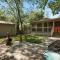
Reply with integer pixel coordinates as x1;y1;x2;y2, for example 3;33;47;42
0;0;60;60
0;35;48;60
0;35;60;60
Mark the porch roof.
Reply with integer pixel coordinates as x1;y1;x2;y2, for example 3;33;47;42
31;18;60;23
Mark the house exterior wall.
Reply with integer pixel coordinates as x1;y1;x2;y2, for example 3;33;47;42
0;24;16;36
31;18;60;36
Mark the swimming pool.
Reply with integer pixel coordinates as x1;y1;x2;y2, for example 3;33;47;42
44;50;60;60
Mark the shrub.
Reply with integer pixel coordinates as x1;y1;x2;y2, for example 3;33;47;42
24;35;44;44
13;35;46;44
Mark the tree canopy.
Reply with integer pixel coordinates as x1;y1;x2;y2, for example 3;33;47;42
27;10;43;22
0;0;60;29
25;0;60;15
48;0;60;14
0;9;7;21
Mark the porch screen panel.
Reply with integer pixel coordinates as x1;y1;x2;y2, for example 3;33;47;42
37;28;42;32
48;22;53;32
49;22;53;27
44;28;47;32
44;22;47;27
32;28;36;32
44;22;47;32
37;23;42;27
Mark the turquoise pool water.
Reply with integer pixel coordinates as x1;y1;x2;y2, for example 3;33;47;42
44;50;60;60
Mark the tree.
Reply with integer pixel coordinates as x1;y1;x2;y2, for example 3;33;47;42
26;0;60;15
0;0;47;43
0;9;7;21
37;0;48;9
25;0;48;12
23;10;44;27
28;11;44;22
0;0;24;34
0;0;25;43
48;0;60;15
0;0;48;32
14;0;23;42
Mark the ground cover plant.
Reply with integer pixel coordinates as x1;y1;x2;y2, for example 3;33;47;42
12;35;47;44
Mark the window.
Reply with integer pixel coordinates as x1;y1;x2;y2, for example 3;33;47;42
49;22;53;27
32;28;36;32
48;28;51;32
44;22;47;27
37;28;42;32
44;28;47;32
32;23;35;27
37;23;42;27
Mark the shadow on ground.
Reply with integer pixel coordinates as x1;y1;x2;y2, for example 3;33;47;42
0;41;46;60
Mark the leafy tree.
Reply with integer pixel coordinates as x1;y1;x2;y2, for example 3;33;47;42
0;0;47;43
48;0;60;14
0;10;7;21
0;0;24;34
25;0;48;12
25;10;44;23
37;0;48;9
0;0;25;43
0;0;48;31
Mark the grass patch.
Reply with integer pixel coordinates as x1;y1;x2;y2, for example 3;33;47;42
12;35;47;44
0;35;47;44
0;38;5;43
24;35;46;43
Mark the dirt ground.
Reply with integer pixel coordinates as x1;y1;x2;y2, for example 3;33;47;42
0;42;45;60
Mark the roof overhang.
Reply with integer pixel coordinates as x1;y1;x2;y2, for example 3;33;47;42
31;18;60;23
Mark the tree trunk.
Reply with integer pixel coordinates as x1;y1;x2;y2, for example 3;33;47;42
16;21;20;34
14;0;23;43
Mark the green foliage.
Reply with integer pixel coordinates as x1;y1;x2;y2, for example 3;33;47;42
0;0;24;22
0;10;7;21
0;35;46;44
25;0;48;10
25;11;44;23
48;0;60;14
38;0;48;9
0;0;47;23
24;35;46;44
0;38;4;43
25;35;43;44
13;35;46;44
25;0;60;15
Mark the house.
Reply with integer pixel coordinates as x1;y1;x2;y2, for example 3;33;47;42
31;18;60;36
0;21;16;36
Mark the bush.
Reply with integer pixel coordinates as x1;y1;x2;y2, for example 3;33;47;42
13;35;46;44
24;35;44;44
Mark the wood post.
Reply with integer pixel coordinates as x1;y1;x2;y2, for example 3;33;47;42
51;21;54;37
